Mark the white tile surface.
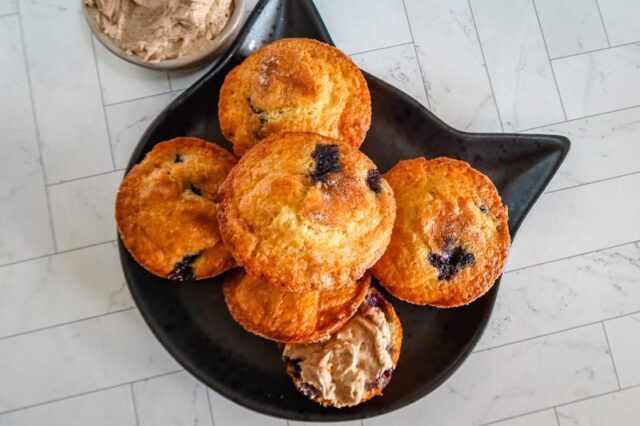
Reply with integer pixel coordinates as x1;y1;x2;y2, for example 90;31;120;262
208;390;286;426
405;0;502;132
604;313;640;388
0;309;179;412
0;15;54;264
597;0;640;46
94;40;171;106
0;386;136;426
313;0;412;55
0;241;132;339
292;422;361;426
169;63;216;91
553;43;640;119
105;92;177;169
19;0;113;184
351;43;428;107
557;386;640;426
133;371;212;426
535;0;608;59
48;170;122;251
0;0;16;15
478;242;640;351
489;409;559;426
470;0;565;131
3;0;640;423
527;106;640;192
366;324;617;426
506;172;640;271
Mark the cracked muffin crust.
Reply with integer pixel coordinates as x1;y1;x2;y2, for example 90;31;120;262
217;132;396;292
218;38;371;156
371;157;510;307
223;270;370;343
282;288;402;408
116;137;237;281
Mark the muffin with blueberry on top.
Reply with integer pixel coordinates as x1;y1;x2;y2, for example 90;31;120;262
116;137;237;281
217;132;395;292
372;157;510;307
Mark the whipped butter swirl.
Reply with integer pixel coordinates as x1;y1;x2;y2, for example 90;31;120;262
85;0;234;62
283;302;394;407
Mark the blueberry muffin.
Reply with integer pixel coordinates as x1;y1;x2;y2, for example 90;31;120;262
217;132;396;292
218;38;371;156
282;288;402;408
116;137;237;281
224;270;370;343
371;157;510;307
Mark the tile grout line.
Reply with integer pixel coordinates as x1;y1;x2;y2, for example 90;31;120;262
129;384;141;426
531;0;568;121
518;102;640;132
0;369;184;417
0;239;117;269
594;0;612;47
544;170;640;195
467;0;505;133
348;41;415;59
553;407;561;426
551;39;640;62
480;406;552;426
481;382;640;426
0;12;18;19
205;388;217;426
0;306;136;342
46;167;125;188
104;89;179;108
474;307;640;354
601;322;622;389
90;36;118;171
400;0;432;110
504;239;640;275
15;6;59;253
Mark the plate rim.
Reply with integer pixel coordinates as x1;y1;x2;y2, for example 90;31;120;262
120;0;571;421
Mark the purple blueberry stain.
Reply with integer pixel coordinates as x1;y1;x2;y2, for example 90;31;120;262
167;252;201;281
479;204;488;214
189;184;202;196
310;144;341;183
247;97;267;126
366;169;382;194
365;291;386;308
366;368;393;390
428;245;475;281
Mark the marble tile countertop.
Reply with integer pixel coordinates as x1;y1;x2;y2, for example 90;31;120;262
2;0;640;425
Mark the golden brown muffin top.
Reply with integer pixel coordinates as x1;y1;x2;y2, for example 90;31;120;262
116;137;237;281
217;132;396;292
372;157;510;307
223;270;370;343
218;38;371;156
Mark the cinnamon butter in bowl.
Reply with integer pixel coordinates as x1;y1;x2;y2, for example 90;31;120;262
83;0;246;70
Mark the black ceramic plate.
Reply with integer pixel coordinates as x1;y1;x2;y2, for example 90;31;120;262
120;0;570;421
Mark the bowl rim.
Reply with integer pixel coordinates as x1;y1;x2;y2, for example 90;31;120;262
82;0;247;70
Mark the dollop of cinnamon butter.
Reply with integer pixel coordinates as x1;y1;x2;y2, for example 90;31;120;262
84;0;234;62
283;302;394;408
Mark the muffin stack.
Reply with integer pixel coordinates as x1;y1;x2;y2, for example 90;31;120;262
115;38;510;409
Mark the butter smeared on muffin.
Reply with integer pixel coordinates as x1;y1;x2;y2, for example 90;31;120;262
283;288;402;408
